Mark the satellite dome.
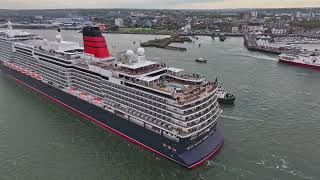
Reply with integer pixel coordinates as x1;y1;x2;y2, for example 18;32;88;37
56;34;63;42
125;50;134;57
137;47;145;56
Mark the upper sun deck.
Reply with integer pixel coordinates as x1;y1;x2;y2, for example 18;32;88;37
117;61;166;76
84;48;213;105
132;72;216;105
15;34;84;62
0;22;41;41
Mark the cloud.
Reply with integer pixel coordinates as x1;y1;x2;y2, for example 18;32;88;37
1;0;172;9
176;0;320;9
1;0;319;9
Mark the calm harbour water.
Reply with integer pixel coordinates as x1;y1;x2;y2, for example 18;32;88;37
0;30;320;180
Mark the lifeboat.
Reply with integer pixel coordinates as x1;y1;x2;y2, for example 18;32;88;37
93;96;103;102
26;70;31;76
68;87;77;94
80;91;89;99
93;96;103;101
93;96;103;105
35;74;43;80
12;64;17;70
21;68;26;74
17;67;22;72
31;72;37;78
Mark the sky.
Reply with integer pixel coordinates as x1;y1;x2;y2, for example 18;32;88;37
1;0;320;9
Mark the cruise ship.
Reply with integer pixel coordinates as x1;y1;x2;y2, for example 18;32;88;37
0;22;224;168
279;51;320;70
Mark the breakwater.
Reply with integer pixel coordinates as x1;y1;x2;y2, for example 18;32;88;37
140;36;191;51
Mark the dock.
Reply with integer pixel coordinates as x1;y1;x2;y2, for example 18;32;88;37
244;35;301;55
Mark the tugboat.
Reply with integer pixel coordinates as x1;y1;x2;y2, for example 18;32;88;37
219;34;226;42
217;86;235;104
195;58;207;63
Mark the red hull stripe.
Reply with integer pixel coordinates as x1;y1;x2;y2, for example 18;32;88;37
190;141;224;169
6;75;223;169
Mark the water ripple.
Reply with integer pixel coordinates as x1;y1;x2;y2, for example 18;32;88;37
236;53;278;62
296;73;312;76
249;153;314;180
206;160;256;178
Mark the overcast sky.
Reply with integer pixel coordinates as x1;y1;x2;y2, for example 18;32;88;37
2;0;320;9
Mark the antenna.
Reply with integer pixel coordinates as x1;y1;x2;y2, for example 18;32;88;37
56;28;63;43
7;20;12;30
7;20;14;38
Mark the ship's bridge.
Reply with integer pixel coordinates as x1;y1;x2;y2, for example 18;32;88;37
114;48;167;77
21;33;84;61
167;67;205;83
118;61;164;76
27;34;83;53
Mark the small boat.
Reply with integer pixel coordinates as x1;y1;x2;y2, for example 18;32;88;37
195;58;207;63
219;34;226;42
211;33;215;40
217;86;235;104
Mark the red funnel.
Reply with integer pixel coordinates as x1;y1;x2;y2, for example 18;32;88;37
83;26;111;58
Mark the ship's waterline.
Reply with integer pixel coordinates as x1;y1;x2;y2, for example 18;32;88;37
0;30;319;180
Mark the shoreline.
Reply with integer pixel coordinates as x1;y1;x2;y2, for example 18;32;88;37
102;31;245;37
1;26;245;37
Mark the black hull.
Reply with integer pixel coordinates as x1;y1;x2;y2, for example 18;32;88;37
218;98;235;105
219;36;226;42
0;62;224;169
195;60;207;63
